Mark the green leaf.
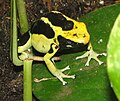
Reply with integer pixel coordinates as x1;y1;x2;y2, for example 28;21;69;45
32;4;120;101
107;14;120;100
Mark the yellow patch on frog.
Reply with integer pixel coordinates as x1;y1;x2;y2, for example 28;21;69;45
31;34;53;53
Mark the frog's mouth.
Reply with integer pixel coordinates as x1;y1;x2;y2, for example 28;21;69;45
72;33;90;45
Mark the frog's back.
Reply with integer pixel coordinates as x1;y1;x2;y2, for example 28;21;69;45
42;11;74;31
30;20;55;38
31;11;74;37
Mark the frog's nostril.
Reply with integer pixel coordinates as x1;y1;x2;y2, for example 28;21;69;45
83;34;86;37
73;33;77;36
84;33;90;44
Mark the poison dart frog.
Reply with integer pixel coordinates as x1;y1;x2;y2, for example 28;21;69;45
18;11;106;85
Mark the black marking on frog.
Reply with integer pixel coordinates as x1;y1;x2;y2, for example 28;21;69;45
18;31;30;46
44;12;74;31
57;35;89;54
30;20;55;38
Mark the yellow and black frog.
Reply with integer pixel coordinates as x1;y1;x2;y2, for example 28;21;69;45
18;11;106;85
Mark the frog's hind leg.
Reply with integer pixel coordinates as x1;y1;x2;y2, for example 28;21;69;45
44;43;75;85
76;42;106;66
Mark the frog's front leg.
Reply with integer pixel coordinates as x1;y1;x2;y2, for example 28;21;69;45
44;43;75;85
76;42;106;66
18;36;32;53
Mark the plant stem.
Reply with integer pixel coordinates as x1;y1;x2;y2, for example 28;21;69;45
10;0;23;66
16;0;33;100
17;0;29;34
11;0;33;100
24;60;33;101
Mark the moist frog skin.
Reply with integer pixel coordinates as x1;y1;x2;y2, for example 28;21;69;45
18;11;106;85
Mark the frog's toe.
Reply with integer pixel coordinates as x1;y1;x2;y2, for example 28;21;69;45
94;52;106;65
99;61;103;65
62;81;67;85
96;59;103;65
75;51;89;60
54;69;75;85
97;53;107;57
86;50;106;66
85;62;89;66
76;49;106;66
61;65;70;72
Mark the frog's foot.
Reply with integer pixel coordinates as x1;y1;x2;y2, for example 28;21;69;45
76;49;106;66
54;66;75;85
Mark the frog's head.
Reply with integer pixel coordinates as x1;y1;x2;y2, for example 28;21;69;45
44;11;90;45
62;22;90;45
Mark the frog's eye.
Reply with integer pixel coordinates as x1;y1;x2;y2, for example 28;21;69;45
63;21;74;30
57;14;66;21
